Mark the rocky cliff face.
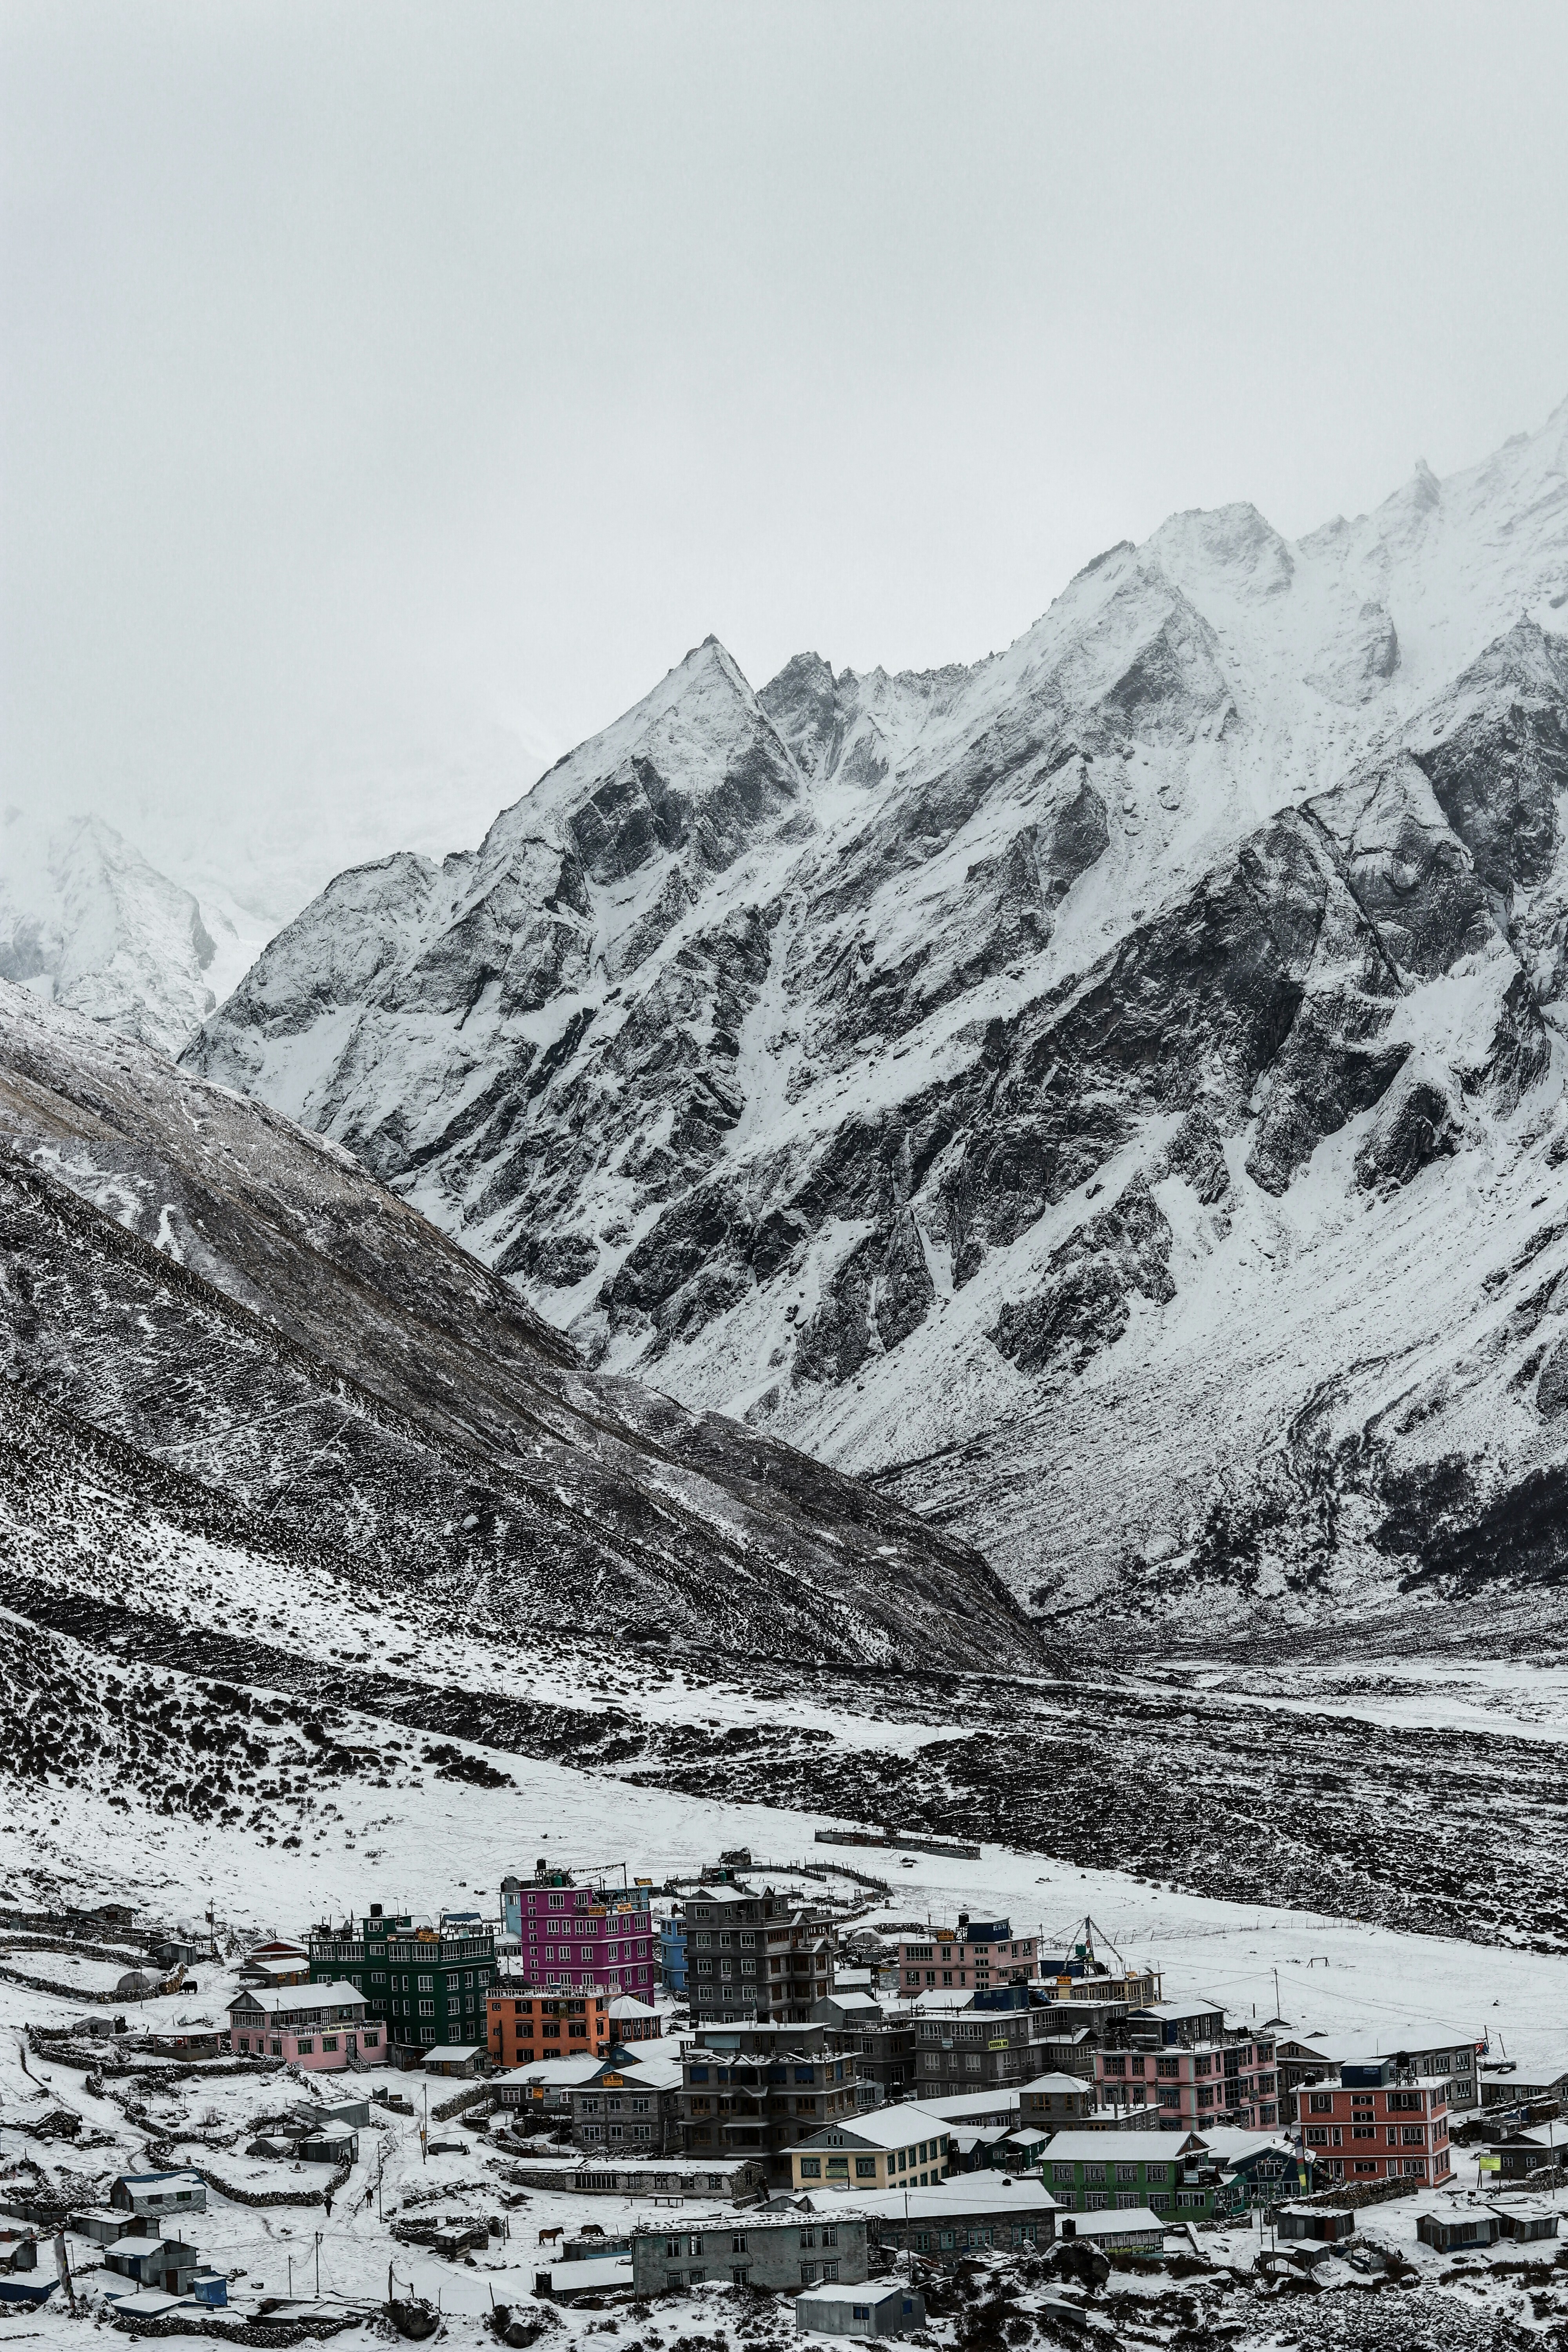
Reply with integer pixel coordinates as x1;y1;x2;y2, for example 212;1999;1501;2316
185;399;1568;1639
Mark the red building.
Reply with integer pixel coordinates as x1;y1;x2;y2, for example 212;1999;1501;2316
501;1868;657;1995
1299;2060;1452;2185
487;1987;610;2068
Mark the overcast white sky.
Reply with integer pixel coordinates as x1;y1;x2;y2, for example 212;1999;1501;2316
4;0;1568;919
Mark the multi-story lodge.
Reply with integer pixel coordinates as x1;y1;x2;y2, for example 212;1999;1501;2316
679;2022;860;2183
225;1981;385;2071
1298;2059;1453;2186
912;1987;1062;2101
501;1866;657;1998
788;2104;953;2193
571;2048;684;2154
308;1904;495;2056
679;1885;836;2025
487;1985;611;2068
896;1917;1039;1997
811;1991;918;2107
1274;2029;1481;2120
1094;2007;1279;2130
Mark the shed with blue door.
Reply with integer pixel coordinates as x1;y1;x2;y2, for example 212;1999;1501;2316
796;2281;925;2339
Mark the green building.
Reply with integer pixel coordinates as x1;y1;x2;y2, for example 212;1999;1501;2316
308;1903;496;2056
1033;2129;1308;2223
1034;2132;1218;2221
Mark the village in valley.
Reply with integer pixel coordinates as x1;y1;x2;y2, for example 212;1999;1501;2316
2;1840;1566;2352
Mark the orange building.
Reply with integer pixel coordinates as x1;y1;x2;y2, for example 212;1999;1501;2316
487;1985;610;2068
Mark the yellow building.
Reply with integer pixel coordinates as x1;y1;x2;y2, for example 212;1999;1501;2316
789;2104;951;2193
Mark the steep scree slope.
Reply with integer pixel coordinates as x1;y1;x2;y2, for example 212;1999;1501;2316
0;984;1028;1672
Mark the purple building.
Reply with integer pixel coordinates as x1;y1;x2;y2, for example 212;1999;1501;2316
501;1865;656;1995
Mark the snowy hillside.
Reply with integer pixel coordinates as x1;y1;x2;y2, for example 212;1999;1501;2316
0;981;1026;1672
185;398;1568;1634
0;809;262;1055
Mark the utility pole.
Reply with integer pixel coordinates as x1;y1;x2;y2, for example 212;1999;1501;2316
314;2232;323;2300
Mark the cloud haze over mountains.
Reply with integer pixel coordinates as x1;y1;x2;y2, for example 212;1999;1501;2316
4;2;1568;924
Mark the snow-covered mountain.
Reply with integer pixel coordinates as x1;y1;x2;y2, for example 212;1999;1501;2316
185;397;1568;1637
0;809;261;1055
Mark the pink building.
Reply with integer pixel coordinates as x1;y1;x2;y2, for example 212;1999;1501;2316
225;1980;385;2071
1096;2029;1279;2130
501;1869;657;1994
897;1915;1038;1996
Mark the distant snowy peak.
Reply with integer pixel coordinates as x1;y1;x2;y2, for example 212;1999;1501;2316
0;809;232;1056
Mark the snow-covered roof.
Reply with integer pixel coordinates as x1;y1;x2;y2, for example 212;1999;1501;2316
508;2054;608;2086
227;1981;365;2017
917;2089;1025;2122
1062;2205;1166;2240
607;1994;659;2016
1037;2132;1183;2163
421;2045;483;2063
116;2171;203;2191
539;2255;632;2294
1187;2129;1301;2163
843;2176;1058;2221
1019;2071;1097;2094
1281;2029;1476;2061
798;2103;950;2152
1130;2002;1225;2023
591;2052;682;2091
796;2283;911;2313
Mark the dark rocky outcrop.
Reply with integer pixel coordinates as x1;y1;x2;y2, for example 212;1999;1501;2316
991;1174;1174;1376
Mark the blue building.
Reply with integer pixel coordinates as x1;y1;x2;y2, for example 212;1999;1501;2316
659;1914;688;1997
